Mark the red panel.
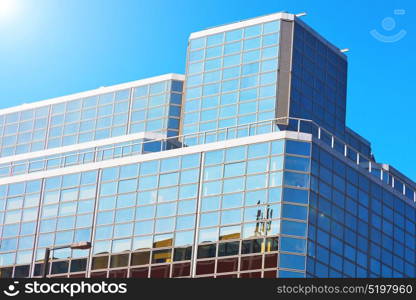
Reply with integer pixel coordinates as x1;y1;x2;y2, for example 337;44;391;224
90;271;107;278
130;268;149;278
240;272;261;278
240;255;262;271
108;269;128;278
172;263;191;277
264;253;278;268
195;260;215;275
69;273;86;278
217;258;238;273
263;270;277;278
150;265;171;278
216;273;237;278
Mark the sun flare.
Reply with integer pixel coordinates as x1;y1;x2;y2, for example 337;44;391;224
0;0;18;19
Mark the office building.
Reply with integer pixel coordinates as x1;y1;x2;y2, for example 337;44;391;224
0;12;414;278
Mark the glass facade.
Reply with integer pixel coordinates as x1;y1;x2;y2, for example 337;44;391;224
182;20;280;137
307;144;416;278
0;12;414;279
0;138;313;278
290;21;347;138
0;77;183;158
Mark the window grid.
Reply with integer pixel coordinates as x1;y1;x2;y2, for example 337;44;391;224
0;80;183;158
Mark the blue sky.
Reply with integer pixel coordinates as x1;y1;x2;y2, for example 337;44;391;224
0;0;415;181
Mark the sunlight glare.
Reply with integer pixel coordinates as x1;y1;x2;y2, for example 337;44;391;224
0;0;18;20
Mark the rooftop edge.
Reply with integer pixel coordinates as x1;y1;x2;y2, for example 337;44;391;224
189;12;294;39
0;73;185;116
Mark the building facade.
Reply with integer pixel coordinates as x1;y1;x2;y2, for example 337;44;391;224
0;12;414;278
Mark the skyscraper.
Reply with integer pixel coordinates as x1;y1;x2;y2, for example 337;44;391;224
0;12;414;278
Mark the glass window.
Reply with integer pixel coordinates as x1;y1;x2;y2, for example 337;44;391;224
247;158;268;174
200;212;219;227
279;254;305;270
156;203;176;217
112;238;131;253
283;188;308;204
263;21;280;34
181;154;200;169
134;220;153;235
150;82;166;95
281;220;307;236
269;171;283;187
204;59;221;72
159;172;179;187
223;177;244;194
201;196;220;212
177;200;196;215
136;190;156;205
119;165;139;179
286;141;311;156
179;184;197;200
246;174;268;190
155;218;175;233
42;204;58;218
270;156;284;171
55;231;73;246
271;140;284;154
245;189;267;206
224;162;245;178
180;169;199;184
156;187;177;203
207;33;224;46
140;161;159;176
190;49;204;62
118;179;137;194
242;49;260;63
242;62;259;75
138;176;158;190
285;156;310;172
282;204;307;220
160;157;180;172
175;230;194;247
206;46;222;59
280;237;306;253
223;54;241;67
135;205;155;220
199;228;218;243
284;172;309;188
79;186;96;201
243;37;261;50
115;208;134;223
218;241;239;256
245;24;261;37
203;180;222;196
262;46;278;59
223;67;240;80
220;225;241;240
176;214;195;231
243;206;263;222
225;29;243;42
56;216;75;232
222;193;243;209
263;33;279;47
225;146;246;162
204;150;223;165
100;182;117;196
221;209;241;225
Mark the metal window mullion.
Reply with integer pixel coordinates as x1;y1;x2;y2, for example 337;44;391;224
42;106;53;152
29;178;47;278
85;169;103;278
190;152;204;277
125;88;134;135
